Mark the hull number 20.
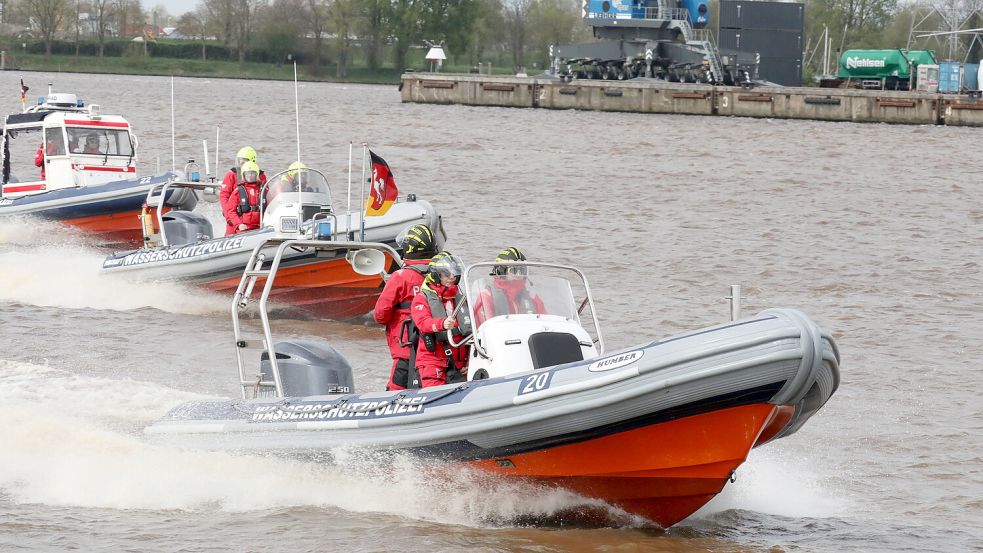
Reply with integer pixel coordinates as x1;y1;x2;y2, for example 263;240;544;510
518;372;553;396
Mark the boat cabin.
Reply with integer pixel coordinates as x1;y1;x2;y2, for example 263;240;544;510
1;92;137;199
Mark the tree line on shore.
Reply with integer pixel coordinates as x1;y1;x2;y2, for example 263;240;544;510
1;0;980;82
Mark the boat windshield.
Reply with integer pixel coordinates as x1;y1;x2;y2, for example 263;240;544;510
467;270;582;329
66;126;133;156
264;167;332;204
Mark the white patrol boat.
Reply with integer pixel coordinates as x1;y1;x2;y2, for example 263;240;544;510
100;167;441;320
0;87;196;247
145;238;841;528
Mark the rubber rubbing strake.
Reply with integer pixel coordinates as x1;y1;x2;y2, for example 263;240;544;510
765;308;823;404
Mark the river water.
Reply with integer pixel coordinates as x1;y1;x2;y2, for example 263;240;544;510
0;72;980;552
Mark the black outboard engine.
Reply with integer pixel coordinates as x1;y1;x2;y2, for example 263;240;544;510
161;211;213;246
259;340;355;397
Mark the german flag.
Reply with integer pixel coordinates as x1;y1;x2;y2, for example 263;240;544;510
365;150;398;216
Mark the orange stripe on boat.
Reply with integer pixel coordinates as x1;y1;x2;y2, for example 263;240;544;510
463;403;784;528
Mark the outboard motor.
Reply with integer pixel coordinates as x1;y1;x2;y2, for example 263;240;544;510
259;340;355;397
161;211;213;246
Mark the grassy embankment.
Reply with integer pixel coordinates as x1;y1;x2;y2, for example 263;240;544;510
7;50;513;84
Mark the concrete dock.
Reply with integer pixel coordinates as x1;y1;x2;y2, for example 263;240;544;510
400;73;983;127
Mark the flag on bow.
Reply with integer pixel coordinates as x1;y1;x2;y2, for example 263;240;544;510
364;150;398;217
19;78;29;111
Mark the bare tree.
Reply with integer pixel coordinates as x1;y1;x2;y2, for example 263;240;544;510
232;0;262;64
92;0;111;56
360;0;388;71
307;0;328;73
503;0;532;71
25;0;68;57
177;6;211;59
329;0;357;77
205;0;236;49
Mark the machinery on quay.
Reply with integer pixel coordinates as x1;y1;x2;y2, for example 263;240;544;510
549;0;757;84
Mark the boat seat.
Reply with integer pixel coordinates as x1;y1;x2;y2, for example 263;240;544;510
528;332;584;369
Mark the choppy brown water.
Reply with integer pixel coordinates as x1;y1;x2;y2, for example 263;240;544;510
1;72;981;552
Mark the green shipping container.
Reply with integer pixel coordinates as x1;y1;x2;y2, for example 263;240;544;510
837;49;938;79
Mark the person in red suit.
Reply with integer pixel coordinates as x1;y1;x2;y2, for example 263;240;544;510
410;253;470;388
473;247;546;328
222;161;264;234
373;224;438;390
219;146;267;235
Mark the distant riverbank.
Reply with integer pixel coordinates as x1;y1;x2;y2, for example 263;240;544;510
5;52;408;85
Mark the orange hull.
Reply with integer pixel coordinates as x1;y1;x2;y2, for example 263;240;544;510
464;403;793;528
205;256;386;320
63;205;170;248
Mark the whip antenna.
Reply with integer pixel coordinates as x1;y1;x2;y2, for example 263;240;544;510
293;61;301;163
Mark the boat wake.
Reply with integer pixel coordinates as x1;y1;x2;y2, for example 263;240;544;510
0;360;637;526
0;219;227;315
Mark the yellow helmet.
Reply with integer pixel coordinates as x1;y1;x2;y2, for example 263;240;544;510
236;146;257;165
240;160;260;183
287;161;307;177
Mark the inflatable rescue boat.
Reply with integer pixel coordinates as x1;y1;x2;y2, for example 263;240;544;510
0;89;197;246
145;239;841;528
101;169;441;319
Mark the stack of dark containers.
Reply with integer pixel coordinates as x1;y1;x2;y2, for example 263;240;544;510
717;1;804;86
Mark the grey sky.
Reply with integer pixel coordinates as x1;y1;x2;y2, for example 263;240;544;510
158;1;200;17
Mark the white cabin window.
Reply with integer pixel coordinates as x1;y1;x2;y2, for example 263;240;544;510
3;127;45;183
66;127;133;157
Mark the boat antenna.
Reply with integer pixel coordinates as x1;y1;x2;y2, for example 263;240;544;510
347;141;353;239
202;139;211;181
359;143;367;241
293;61;301;163
170;76;176;173
215;127;220;177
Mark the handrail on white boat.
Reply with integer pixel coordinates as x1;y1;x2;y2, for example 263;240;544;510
231;237;403;398
144;180;222;247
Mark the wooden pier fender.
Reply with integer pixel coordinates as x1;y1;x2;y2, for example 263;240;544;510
942;98;983;126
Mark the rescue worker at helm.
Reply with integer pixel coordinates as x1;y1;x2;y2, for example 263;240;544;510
220;146;267;235
410;252;471;388
222;160;264;235
374;224;438;390
473;247;547;328
270;161;309;198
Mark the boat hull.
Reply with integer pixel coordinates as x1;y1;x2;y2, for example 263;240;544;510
465;403;791;527
102;199;440;319
0;172;193;247
146;309;840;526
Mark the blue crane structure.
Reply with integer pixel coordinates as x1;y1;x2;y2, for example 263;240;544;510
550;0;757;84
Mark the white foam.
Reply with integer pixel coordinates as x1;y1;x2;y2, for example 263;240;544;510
0;360;621;525
694;444;850;520
0;239;227;315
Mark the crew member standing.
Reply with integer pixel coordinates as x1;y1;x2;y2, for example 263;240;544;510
222;161;263;234
410;253;470;388
220;146;267;235
374;224;438;390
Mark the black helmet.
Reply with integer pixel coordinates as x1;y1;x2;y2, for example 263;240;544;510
428;251;463;285
492;247;527;276
397;223;437;260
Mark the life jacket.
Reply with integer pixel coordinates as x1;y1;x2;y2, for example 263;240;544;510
490;281;538;316
236;184;260;215
394;263;430;310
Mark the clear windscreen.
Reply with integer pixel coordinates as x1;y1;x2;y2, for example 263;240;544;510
264;167;332;204
468;272;581;327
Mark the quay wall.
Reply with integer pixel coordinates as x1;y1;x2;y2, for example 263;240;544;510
400;73;983;127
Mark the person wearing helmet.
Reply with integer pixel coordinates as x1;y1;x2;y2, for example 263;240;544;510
374;224;439;390
82;134;101;154
220;146;267;235
410;252;471;388
473;247;546;328
270;161;309;198
222;160;264;235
